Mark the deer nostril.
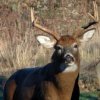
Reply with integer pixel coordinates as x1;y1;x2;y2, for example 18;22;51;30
64;54;74;63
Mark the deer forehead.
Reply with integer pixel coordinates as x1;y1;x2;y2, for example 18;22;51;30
57;35;77;46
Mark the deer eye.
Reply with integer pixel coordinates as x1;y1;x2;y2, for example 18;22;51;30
73;43;78;49
74;44;78;48
55;45;63;50
55;45;63;54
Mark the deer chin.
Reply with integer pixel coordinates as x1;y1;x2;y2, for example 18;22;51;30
60;62;78;73
65;60;74;65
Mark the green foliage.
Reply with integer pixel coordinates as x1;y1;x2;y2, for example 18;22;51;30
0;90;3;100
0;76;7;100
80;92;99;100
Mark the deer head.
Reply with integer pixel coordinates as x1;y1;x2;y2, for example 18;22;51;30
37;29;95;71
31;8;96;73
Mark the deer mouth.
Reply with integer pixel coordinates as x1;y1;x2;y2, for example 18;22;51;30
64;54;75;64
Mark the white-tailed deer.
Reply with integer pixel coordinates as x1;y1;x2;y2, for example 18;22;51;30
3;1;98;100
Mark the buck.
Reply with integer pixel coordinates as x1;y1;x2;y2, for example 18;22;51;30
3;4;97;100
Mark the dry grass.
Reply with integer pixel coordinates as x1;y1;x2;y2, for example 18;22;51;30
0;0;100;91
0;4;51;75
0;27;51;75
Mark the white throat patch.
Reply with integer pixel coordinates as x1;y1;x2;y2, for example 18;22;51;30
61;62;78;73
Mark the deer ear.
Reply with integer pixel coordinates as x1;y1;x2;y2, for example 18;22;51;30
36;35;56;48
79;28;96;42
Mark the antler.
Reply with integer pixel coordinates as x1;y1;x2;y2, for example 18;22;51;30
88;0;99;22
74;0;99;37
31;7;60;40
82;0;99;29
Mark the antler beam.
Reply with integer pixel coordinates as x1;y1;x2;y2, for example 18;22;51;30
31;7;60;40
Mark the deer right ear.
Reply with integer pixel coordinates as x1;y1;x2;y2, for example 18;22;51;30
78;28;96;43
36;35;56;48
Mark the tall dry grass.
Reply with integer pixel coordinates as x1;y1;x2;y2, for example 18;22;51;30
0;4;51;75
79;23;100;91
0;29;51;75
0;0;100;91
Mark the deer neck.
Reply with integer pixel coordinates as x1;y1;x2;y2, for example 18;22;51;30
54;62;80;100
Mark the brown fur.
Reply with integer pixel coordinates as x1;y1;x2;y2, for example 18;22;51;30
5;80;16;100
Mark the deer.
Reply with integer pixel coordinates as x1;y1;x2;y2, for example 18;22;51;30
3;2;98;100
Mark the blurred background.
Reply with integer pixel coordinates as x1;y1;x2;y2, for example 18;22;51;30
0;0;100;99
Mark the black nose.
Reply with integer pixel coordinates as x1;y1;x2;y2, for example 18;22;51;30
64;54;74;63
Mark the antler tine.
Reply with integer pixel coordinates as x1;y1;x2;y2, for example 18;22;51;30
31;8;37;23
82;0;99;29
74;0;99;38
88;0;99;22
31;7;60;40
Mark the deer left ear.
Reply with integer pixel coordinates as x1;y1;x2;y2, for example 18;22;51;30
36;35;56;48
79;28;96;42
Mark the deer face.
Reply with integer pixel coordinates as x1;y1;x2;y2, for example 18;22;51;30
52;35;79;66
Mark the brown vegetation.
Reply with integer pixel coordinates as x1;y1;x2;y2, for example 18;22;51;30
0;0;100;92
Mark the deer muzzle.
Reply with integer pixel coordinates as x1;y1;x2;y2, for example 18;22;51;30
64;53;75;64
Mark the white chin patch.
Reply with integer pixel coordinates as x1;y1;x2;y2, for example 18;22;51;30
62;62;78;73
